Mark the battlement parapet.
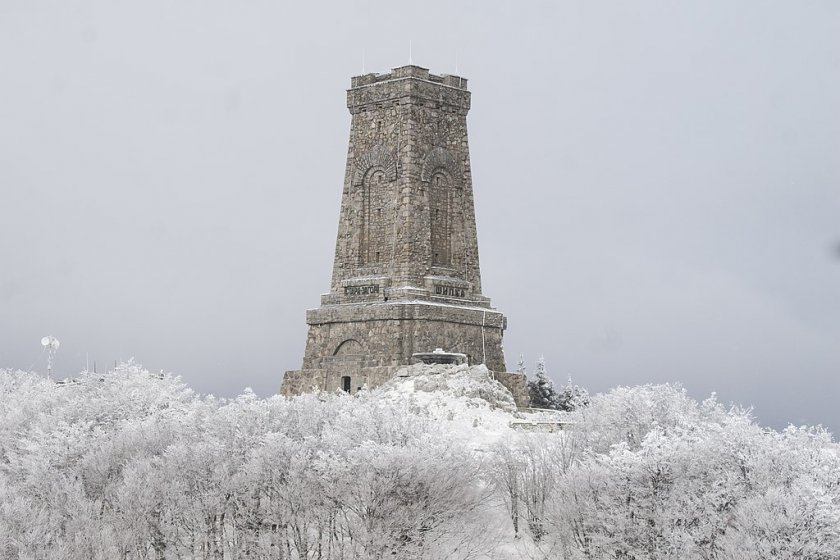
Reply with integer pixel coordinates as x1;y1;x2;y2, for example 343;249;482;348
351;65;467;89
348;65;470;114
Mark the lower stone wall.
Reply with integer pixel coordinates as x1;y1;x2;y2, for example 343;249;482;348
281;366;530;409
280;366;400;396
280;369;327;396
491;371;530;409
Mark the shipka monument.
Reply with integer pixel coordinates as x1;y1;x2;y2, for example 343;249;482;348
281;65;527;406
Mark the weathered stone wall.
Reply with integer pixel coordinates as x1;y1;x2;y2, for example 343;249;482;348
280;366;400;397
331;64;483;302
492;371;530;409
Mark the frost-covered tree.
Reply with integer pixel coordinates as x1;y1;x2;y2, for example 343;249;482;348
541;385;840;559
0;364;502;560
516;353;526;375
2;365;840;559
555;376;590;412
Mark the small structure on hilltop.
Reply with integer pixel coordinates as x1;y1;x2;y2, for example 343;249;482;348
412;348;467;366
280;65;528;408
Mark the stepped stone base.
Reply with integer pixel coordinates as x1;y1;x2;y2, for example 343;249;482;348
300;300;507;371
280;299;529;408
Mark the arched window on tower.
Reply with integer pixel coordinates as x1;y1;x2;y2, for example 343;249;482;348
430;173;452;266
360;170;385;265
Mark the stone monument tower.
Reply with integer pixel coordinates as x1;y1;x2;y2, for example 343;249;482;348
281;65;526;405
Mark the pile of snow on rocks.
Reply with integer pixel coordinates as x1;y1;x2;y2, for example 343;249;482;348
371;363;519;449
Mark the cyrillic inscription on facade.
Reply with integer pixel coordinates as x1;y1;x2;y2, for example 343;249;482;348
345;285;379;296
435;285;466;298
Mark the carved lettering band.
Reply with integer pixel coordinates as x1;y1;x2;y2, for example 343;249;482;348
345;285;380;296
435;285;466;298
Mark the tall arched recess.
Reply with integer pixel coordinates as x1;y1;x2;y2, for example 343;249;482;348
421;147;463;271
352;145;398;268
429;171;452;266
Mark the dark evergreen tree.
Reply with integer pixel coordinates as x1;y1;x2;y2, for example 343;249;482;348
527;356;559;409
527;358;591;411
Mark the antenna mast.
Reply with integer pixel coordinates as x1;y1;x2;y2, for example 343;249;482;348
40;336;60;379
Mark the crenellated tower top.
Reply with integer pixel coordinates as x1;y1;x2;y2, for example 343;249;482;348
347;65;470;115
350;65;468;89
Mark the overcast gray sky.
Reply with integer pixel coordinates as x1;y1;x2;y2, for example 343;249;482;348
1;1;838;432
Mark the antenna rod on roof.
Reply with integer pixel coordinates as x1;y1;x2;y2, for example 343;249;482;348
409;40;413;65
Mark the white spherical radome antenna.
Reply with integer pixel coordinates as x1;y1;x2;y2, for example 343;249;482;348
41;336;50;347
